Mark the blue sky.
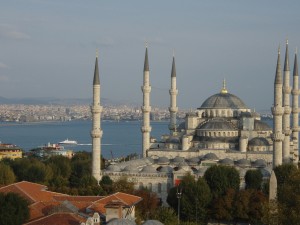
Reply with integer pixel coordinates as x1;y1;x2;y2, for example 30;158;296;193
0;0;299;110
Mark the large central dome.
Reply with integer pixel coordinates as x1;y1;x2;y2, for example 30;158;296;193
199;92;248;109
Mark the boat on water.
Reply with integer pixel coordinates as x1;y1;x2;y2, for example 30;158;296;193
58;139;78;145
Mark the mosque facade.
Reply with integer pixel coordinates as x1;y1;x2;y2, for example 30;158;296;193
92;41;299;203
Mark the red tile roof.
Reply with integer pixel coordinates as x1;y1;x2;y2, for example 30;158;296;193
23;213;86;225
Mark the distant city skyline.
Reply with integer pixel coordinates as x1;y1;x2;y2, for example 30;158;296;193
0;0;300;110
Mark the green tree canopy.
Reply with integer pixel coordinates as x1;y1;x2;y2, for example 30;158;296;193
204;165;240;198
167;173;211;224
152;207;178;225
245;169;263;190
112;176;134;193
0;192;30;225
0;163;15;185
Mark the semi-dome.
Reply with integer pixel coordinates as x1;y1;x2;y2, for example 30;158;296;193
123;165;140;173
106;165;121;172
235;159;251;167
203;153;219;161
252;159;267;168
198;119;236;130
249;137;270;146
157;156;170;165
219;158;234;166
199;92;248;109
140;165;157;174
172;156;185;163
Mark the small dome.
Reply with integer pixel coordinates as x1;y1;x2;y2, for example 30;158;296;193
203;153;219;161
123;165;139;173
157;156;170;165
235;159;251;167
198;119;235;130
177;161;189;167
142;220;164;225
172;156;185;163
106;165;121;172
159;166;173;173
107;218;136;225
140;165;157;174
252;159;267;168
254;120;272;131
219;158;234;166
166;136;181;144
199;92;248;109
248;137;269;146
187;157;200;165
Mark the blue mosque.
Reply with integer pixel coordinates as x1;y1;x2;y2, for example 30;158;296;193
90;41;299;203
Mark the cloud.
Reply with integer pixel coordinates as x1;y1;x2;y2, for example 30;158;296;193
0;24;30;40
0;62;8;69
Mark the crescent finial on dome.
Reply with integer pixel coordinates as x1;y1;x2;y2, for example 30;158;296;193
221;78;228;94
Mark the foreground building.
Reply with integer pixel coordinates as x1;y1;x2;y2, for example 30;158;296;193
0;181;142;224
92;43;299;203
0;142;22;160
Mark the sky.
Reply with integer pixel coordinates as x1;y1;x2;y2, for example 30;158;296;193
0;0;299;110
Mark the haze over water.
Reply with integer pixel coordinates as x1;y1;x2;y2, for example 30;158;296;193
0;120;169;158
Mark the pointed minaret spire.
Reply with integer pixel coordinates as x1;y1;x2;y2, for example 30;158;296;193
284;39;290;71
292;49;299;164
144;43;149;72
275;46;282;84
169;52;178;134
272;45;284;168
93;50;100;85
91;50;103;181
282;39;292;163
141;46;152;157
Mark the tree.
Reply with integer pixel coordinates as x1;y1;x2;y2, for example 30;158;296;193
0;163;15;185
100;175;113;194
167;173;211;224
46;155;72;179
204;165;240;198
112;176;134;193
134;188;160;220
245;169;263;190
0;192;30;225
152;207;177;225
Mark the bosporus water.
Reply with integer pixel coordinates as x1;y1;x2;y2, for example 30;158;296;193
0;120;169;158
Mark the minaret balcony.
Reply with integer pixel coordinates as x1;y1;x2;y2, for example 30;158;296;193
284;106;291;114
141;106;151;112
292;127;300;132
271;132;284;142
169;89;178;95
90;129;103;138
271;106;284;116
292;108;299;113
141;126;152;133
91;105;103;114
283;86;292;94
141;86;151;93
284;129;292;136
169;107;178;113
292;89;299;95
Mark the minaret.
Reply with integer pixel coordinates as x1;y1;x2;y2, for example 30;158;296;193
272;46;284;168
168;53;178;134
141;46;152;157
91;51;103;181
282;40;291;163
292;48;299;163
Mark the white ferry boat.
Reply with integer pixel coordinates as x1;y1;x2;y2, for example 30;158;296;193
58;139;78;145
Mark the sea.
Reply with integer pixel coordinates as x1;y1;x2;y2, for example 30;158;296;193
0;120;169;159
